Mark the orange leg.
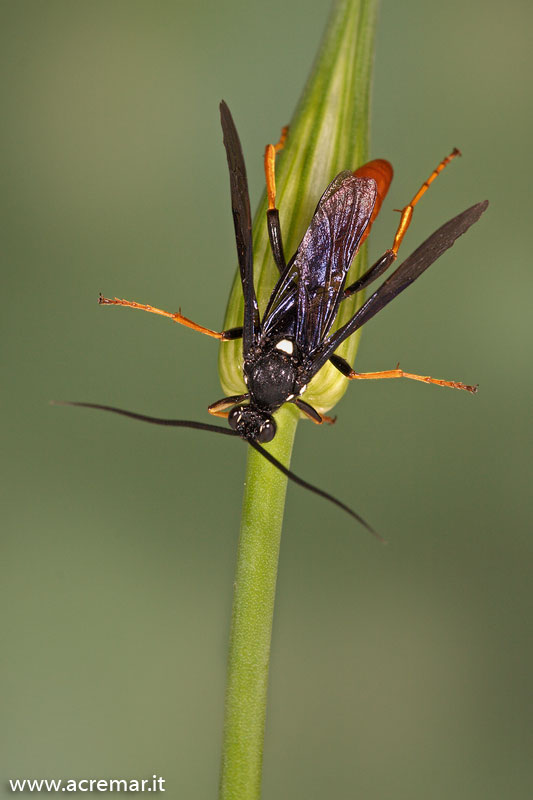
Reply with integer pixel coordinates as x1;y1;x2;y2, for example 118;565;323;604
391;148;461;255
208;409;230;419
208;394;249;418
343;150;461;300
264;124;289;210
98;294;234;340
346;365;477;394
314;413;336;425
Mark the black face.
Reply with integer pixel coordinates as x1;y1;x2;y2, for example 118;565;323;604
228;404;276;443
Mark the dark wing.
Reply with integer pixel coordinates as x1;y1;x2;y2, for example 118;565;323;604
261;172;377;350
220;101;258;357
295;173;377;352
308;200;489;378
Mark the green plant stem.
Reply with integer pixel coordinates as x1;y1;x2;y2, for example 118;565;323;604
218;2;377;797
219;404;299;800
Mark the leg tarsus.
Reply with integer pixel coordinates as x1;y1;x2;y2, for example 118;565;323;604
330;354;476;394
98;294;242;341
345;365;477;393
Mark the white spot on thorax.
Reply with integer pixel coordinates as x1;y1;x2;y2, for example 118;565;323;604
275;339;293;354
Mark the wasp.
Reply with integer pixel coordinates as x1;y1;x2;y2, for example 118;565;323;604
61;102;487;532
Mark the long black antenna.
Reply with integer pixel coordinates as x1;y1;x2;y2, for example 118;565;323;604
52;401;381;539
246;439;381;539
51;401;237;436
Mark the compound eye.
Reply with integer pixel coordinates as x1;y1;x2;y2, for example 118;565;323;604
256;418;276;444
228;405;244;432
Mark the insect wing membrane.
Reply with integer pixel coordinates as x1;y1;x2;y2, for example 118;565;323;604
294;173;376;352
261;172;376;350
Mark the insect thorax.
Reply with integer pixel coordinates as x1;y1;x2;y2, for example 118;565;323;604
244;345;298;411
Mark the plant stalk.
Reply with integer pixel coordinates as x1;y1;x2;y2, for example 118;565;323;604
219;404;299;800
218;2;377;797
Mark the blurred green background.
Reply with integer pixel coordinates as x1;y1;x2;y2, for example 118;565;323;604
1;1;531;797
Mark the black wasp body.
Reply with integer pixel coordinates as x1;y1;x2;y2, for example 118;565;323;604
208;102;484;443
77;101;487;529
225;167;375;443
